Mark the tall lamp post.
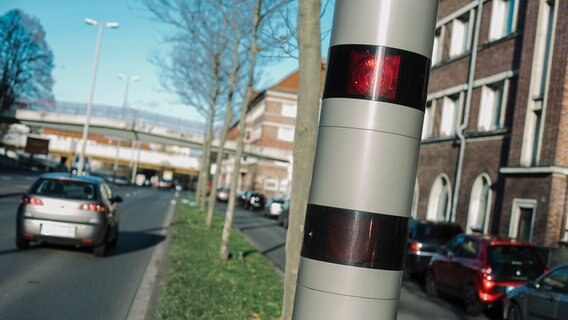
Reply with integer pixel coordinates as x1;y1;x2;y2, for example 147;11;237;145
76;18;119;175
117;73;140;118
116;74;139;183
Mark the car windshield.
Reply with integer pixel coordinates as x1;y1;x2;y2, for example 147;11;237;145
488;245;545;281
30;178;97;200
414;224;463;244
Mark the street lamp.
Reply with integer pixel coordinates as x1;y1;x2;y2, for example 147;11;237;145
76;18;119;175
117;73;140;118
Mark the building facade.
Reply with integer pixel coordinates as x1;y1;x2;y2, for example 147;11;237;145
221;71;302;198
417;0;567;246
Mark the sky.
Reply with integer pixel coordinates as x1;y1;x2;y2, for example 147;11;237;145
0;0;331;122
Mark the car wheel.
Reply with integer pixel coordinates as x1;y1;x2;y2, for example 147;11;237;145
507;303;523;320
15;234;30;250
425;270;438;297
94;243;107;257
463;285;484;316
109;225;119;247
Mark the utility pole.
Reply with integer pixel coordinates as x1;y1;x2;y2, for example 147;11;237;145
292;1;438;319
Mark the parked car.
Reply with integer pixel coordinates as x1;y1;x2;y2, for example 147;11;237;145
236;191;266;210
216;187;230;202
278;204;290;229
426;234;547;316
15;173;122;257
236;191;251;207
405;220;463;279
503;263;568;320
264;198;289;219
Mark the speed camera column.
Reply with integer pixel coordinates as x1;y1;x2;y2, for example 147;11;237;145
292;0;439;319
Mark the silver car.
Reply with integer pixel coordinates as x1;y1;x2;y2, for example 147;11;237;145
503;263;568;320
16;173;122;257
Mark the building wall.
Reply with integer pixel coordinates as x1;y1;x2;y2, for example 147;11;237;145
417;0;568;246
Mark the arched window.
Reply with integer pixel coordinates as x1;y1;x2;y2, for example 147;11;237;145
411;179;419;219
466;174;492;234
427;175;452;222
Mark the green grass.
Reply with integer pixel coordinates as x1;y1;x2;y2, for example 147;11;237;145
155;200;283;320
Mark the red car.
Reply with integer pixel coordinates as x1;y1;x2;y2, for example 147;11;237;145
425;234;546;316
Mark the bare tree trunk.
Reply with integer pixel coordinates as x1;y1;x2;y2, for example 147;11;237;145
206;16;240;227
220;0;262;261
281;0;321;318
197;54;223;212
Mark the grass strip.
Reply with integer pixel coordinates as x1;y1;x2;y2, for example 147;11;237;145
156;200;283;320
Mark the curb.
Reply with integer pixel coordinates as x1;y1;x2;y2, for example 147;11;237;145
126;195;176;320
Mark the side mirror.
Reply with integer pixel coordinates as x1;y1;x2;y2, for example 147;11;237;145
111;195;123;203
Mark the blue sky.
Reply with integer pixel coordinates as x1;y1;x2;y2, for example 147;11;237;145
0;0;330;122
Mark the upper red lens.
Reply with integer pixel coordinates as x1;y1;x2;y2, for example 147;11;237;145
346;50;400;99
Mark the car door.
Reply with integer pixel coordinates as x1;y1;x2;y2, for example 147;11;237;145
435;235;465;295
525;266;568;320
453;237;480;296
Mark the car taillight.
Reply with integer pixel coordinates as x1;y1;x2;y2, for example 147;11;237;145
21;196;43;206
480;265;495;292
79;203;108;213
408;240;422;254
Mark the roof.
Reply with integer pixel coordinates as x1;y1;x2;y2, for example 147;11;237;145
269;63;327;94
40;172;106;184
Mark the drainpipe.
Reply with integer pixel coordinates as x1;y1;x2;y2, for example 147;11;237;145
451;0;483;222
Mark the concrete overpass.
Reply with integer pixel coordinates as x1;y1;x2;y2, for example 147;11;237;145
2;108;291;175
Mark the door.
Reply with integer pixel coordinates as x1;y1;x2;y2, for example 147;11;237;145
526;266;568;319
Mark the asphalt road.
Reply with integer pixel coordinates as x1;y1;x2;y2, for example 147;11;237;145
221;202;499;320
0;185;175;320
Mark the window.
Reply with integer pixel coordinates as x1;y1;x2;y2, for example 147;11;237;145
478;82;506;131
521;0;556;167
509;199;536;242
440;95;460;136
450;13;470;57
246;104;265;122
281;103;297;118
539;266;568;293
264;178;278;191
467;175;492;234
422;101;434;139
432;27;443;64
457;238;479;259
411;180;419;219
277;126;295;142
427;175;452;222
489;0;516;40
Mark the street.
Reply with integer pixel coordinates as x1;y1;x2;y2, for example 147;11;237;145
0;182;174;320
221;202;500;320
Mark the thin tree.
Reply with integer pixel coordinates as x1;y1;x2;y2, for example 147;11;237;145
220;0;263;261
144;0;229;210
0;9;54;138
205;2;243;227
281;0;321;318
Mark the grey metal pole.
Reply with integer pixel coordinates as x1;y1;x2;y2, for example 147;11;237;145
292;1;438;319
77;19;119;175
77;22;104;175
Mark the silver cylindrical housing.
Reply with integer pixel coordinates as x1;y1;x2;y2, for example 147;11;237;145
293;0;438;319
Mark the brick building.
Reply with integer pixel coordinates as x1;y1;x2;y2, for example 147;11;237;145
221;71;304;198
417;0;567;246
